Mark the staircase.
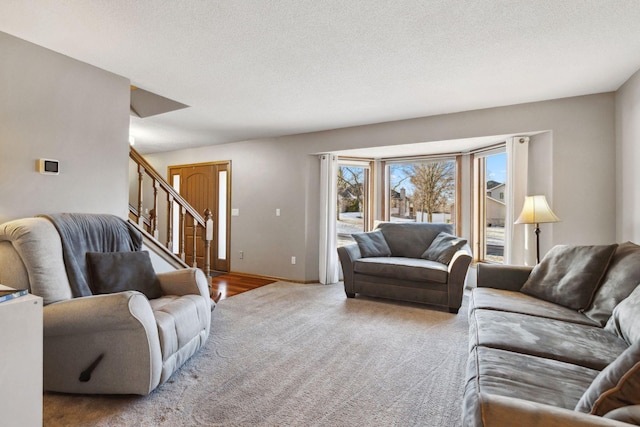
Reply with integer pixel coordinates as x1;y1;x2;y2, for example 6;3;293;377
128;147;214;276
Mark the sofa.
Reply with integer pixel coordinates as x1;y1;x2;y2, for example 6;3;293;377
464;242;640;426
337;222;472;313
0;215;213;395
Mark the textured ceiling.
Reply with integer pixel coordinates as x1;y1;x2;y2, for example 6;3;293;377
2;1;640;154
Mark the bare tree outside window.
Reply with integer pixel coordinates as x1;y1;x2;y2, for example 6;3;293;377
389;160;455;224
337;167;364;220
410;162;455;222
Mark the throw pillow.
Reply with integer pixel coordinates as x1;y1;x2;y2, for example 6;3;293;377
352;230;392;258
604;285;640;346
421;232;467;265
575;341;640;416
86;251;163;299
521;244;618;310
585;242;640;326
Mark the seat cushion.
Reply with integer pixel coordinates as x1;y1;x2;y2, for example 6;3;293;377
466;346;599;410
469;288;598;326
354;257;448;283
150;294;210;362
469;309;628;370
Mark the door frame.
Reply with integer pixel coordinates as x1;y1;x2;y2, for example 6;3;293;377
168;160;232;272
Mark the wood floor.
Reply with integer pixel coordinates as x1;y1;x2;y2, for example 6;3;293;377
210;273;275;301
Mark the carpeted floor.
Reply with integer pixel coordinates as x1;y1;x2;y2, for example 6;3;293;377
44;282;469;426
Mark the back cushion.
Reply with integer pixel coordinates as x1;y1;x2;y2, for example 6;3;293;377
377;222;453;258
0;218;72;305
585;242;640;326
605;285;640;346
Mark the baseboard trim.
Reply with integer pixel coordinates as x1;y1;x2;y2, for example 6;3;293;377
228;271;317;284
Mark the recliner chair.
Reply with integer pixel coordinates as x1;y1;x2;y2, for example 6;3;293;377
0;216;213;395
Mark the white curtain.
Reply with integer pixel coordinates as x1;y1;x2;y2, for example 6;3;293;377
504;136;529;265
319;153;340;284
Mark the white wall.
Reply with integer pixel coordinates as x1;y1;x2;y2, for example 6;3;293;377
0;32;130;223
615;68;640;243
146;93;616;282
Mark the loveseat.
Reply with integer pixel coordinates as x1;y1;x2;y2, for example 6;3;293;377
338;222;472;313
464;242;640;426
0;214;213;395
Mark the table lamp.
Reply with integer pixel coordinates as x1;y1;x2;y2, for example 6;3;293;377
515;195;560;263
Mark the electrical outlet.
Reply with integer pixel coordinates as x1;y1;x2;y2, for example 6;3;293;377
276;208;280;216
291;256;296;265
239;251;244;260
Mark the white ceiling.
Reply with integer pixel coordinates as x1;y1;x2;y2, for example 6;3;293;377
2;1;640;154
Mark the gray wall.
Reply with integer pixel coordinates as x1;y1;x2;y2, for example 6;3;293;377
615;68;640;243
0;32;130;223
146;93;617;282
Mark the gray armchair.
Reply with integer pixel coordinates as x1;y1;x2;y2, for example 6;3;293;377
0;216;213;395
338;222;472;313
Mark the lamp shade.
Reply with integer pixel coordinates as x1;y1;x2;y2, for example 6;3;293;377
514;195;560;225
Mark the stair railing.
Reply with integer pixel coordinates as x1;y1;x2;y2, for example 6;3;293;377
129;147;213;276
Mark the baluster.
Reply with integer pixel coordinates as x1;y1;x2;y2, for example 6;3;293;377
192;216;198;268
151;180;159;239
179;206;186;262
137;164;145;226
167;194;174;251
203;208;213;277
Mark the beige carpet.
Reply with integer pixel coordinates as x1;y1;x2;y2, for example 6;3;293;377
44;282;469;426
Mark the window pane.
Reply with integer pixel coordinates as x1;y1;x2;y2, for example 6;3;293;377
337;165;366;246
485;152;506;263
218;170;227;260
388;160;455;225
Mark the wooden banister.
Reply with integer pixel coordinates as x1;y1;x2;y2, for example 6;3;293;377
128;147;213;276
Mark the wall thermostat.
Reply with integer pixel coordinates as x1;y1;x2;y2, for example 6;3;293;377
37;159;59;175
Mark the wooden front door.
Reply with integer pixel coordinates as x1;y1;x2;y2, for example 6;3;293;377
169;162;231;272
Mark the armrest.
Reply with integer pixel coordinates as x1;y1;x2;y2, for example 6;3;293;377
157;268;209;299
44;291;156;336
447;246;472;312
337;244;361;291
605;405;640;425
476;263;533;291
42;292;162;395
479;394;633;427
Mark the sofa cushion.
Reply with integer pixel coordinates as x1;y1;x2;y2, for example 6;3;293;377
352;230;391;258
469;309;628;371
469;288;598;326
354;257;448;283
376;222;453;258
521;244;618;310
586;242;640;326
605;284;640;346
467;346;599;410
421;232;467;265
86;251;163;299
576;341;640;416
150;294;210;362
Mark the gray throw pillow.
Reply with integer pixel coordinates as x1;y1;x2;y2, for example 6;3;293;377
521;244;618;310
421;232;467;265
86;251;162;299
575;341;640;416
604;285;640;346
352;230;391;258
585;242;640;326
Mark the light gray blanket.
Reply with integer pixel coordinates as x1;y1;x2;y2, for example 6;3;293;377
41;213;142;297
